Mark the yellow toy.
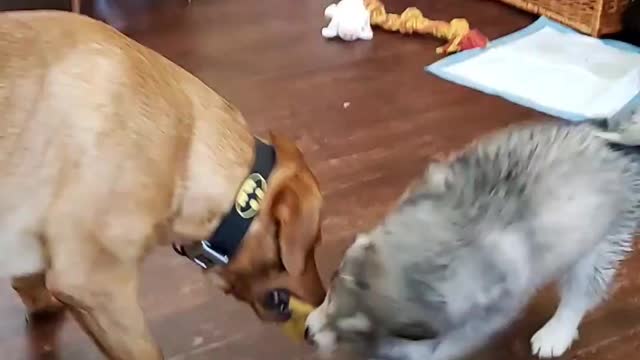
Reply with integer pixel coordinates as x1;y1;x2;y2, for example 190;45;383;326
264;288;317;341
364;0;489;54
282;297;316;341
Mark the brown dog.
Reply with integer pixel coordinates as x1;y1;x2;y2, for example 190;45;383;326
0;10;325;359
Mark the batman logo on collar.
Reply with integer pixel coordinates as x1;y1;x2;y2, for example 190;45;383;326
235;173;267;219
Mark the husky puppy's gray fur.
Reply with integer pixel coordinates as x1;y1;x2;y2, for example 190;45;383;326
305;119;640;360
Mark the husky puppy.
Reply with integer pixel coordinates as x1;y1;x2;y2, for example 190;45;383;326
305;119;640;360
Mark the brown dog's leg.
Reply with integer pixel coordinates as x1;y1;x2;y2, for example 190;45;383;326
11;273;65;318
46;262;162;360
42;167;166;359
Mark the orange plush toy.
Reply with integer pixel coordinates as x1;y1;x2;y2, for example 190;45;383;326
364;0;489;54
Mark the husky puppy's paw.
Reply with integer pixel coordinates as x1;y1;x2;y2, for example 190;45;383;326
375;337;437;360
530;318;579;358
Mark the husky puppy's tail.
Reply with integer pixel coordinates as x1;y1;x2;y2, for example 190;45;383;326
590;106;640;146
596;0;640;145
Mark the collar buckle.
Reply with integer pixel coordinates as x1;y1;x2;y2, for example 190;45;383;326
173;241;230;270
201;241;230;266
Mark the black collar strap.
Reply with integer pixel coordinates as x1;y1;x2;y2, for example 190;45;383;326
173;137;276;269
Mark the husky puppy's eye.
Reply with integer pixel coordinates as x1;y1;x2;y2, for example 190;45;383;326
355;278;370;291
339;274;368;290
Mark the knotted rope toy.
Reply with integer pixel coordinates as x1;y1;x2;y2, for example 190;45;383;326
365;0;489;54
323;0;489;54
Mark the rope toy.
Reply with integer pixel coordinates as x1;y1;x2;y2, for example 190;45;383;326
364;0;489;54
322;0;489;54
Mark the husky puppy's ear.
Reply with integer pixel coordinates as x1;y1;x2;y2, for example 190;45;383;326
340;233;377;291
424;162;453;193
344;233;376;262
353;233;375;251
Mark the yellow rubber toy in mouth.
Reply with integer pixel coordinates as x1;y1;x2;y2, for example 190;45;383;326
282;297;316;341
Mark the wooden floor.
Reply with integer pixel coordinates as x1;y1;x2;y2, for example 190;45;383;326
1;0;640;359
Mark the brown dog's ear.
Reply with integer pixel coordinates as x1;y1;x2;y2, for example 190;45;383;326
269;133;322;276
271;177;322;276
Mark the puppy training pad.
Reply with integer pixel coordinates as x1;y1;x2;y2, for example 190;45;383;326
427;17;640;122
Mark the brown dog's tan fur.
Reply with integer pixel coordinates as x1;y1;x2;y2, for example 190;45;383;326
0;10;325;359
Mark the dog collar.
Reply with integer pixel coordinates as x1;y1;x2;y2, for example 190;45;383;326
173;137;276;269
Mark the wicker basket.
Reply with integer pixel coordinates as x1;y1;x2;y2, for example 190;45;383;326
498;0;630;37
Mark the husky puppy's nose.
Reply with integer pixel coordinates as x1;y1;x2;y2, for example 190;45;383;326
304;326;317;346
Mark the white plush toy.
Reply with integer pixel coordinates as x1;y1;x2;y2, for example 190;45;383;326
322;0;373;41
